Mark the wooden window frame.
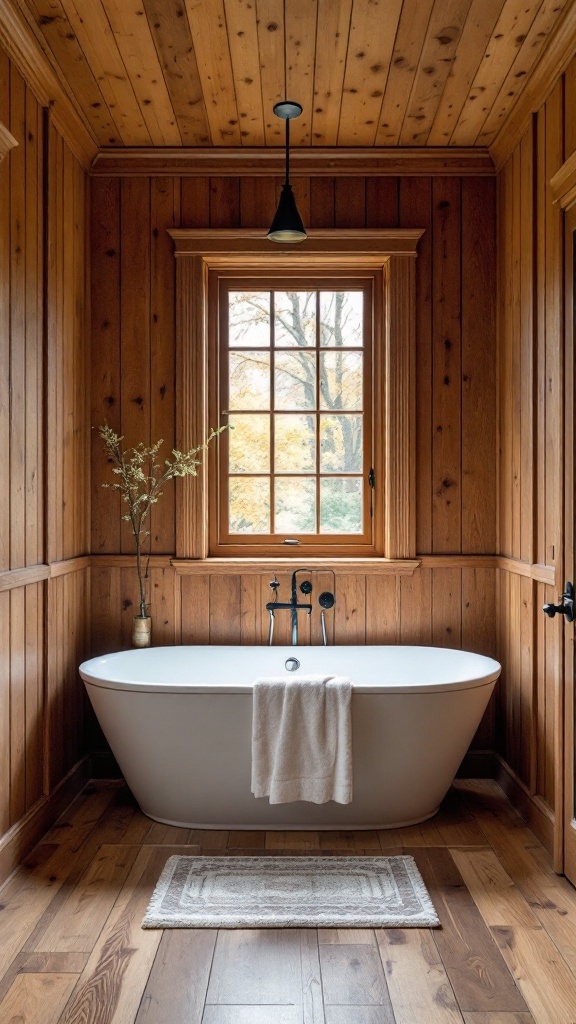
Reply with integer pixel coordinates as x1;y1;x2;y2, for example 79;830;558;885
169;228;423;561
213;273;376;557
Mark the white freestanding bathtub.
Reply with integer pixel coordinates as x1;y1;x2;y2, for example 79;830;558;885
79;645;500;830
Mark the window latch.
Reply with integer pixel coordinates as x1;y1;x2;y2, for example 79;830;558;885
368;467;375;518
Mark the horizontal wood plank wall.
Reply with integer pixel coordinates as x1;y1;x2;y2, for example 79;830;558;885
496;57;576;851
0;46;90;881
90;172;498;751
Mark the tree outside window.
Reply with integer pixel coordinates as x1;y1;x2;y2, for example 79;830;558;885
222;286;369;541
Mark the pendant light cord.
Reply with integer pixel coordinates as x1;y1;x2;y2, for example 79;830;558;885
283;0;289;187
283;0;287;106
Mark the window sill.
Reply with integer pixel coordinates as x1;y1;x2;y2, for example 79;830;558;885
170;557;420;576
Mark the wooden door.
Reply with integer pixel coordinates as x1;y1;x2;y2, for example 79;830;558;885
563;203;576;884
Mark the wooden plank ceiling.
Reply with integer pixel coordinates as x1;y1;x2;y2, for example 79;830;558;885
13;0;571;149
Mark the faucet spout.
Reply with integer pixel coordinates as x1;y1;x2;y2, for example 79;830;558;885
265;569;313;646
291;607;298;646
291;568;312;604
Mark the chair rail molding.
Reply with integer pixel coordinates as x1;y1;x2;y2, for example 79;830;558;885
0;121;17;161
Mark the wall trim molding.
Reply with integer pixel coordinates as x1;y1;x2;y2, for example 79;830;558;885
49;555;91;578
0;564;50;592
0;557;91;593
170;227;425;256
0;0;96;169
0;757;91;886
494;754;555;860
489;2;576;172
170;557;420;576
419;555;496;568
550;149;576;210
0;121;18;162
496;556;556;585
87;553;554;580
90;146;495;178
90;554;172;569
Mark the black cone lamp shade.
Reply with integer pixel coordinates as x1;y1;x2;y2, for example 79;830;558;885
268;183;306;242
268;101;307;243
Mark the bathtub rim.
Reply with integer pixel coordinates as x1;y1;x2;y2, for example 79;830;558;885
79;644;501;696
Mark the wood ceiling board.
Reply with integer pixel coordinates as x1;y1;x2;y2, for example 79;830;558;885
141;0;211;146
426;0;505;146
338;0;403;146
224;0;266;146
58;0;152;146
310;0;352;147
477;0;571;146
449;0;545;146
5;0;570;155
490;0;576;168
22;0;121;143
102;0;182;145
374;0;434;146
285;0;317;146
0;0;96;166
256;0;286;146
399;0;473;146
184;0;241;145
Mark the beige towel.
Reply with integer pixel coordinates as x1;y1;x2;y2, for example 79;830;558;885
251;675;352;805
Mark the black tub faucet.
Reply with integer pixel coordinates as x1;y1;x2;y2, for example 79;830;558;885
265;569;313;645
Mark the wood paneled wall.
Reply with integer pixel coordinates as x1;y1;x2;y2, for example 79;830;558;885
0;49;90;880
496;55;576;848
89;172;498;752
91;174;496;558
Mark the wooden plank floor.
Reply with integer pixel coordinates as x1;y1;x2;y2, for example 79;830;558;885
1;779;576;1023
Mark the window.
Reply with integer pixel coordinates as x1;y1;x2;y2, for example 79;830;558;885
170;229;422;562
213;277;377;555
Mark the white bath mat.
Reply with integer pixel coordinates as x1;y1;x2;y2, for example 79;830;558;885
142;855;439;928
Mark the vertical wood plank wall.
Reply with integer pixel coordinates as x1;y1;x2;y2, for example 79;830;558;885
496;56;576;848
0;50;90;879
89;173;498;753
1;18;574;881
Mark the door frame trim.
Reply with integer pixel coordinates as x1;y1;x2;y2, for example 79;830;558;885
562;201;576;882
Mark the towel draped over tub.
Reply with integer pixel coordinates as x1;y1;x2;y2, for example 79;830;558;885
251;675;352;805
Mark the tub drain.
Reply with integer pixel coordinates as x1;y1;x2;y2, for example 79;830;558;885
285;657;300;672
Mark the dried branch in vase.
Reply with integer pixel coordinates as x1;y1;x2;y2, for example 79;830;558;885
99;424;226;619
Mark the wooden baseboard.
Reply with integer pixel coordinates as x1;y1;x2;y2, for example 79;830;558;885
494;754;554;854
0;757;91;886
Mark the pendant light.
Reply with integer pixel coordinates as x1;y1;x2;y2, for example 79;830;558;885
267;101;307;243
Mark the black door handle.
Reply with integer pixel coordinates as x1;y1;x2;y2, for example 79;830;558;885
543;581;575;622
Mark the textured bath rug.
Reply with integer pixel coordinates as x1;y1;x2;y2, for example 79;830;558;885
141;855;439;929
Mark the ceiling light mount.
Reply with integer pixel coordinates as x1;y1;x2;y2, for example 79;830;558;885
273;100;303;120
267;100;307;244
